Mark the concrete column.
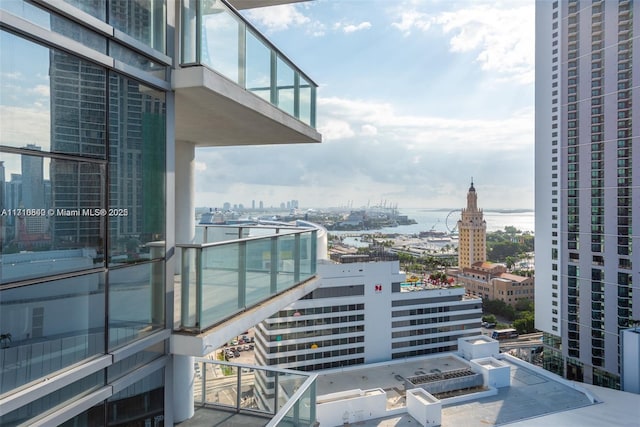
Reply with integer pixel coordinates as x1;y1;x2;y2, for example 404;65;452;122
174;141;196;422
175;140;196;272
173;354;195;422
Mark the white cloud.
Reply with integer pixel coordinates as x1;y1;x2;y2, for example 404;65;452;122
318;118;355;141
360;124;378;136
390;1;534;84
244;4;310;32
342;22;372;33
435;3;535;84
195;161;207;172
30;84;50;97
391;10;433;36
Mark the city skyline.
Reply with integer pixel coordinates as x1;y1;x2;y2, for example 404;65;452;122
194;0;535;209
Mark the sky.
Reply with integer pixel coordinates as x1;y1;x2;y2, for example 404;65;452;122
195;0;535;210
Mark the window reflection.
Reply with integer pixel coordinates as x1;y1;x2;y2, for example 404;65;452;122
108;369;164;425
108;74;166;265
109;262;165;349
0;272;106;394
0;30;107;157
0;153;105;284
109;0;166;53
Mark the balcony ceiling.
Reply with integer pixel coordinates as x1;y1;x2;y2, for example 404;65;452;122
173;66;321;147
228;0;311;10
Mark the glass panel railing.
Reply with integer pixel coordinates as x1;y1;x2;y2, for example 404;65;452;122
276;234;296;292
199;0;243;83
245;238;273;306
246;29;272;103
276;57;295;117
200;244;241;327
193;359;316;426
181;0;317;127
178;225;318;332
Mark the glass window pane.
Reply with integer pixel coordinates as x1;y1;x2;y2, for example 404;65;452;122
0;31;107;157
0;153;106;284
108;340;165;381
0;272;106;395
62;0;106;21
109;0;166;53
109;262;165;349
108;74;165;266
1;370;104;426
0;1;106;53
110;42;167;80
107;368;164;425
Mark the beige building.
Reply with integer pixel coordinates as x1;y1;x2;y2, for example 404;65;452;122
457;181;486;269
457;262;534;307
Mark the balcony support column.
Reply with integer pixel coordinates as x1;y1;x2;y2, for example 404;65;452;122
173;354;195;422
175;140;196;273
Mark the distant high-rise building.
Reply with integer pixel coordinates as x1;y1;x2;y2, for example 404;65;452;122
20;144;44;209
457;181;486;269
535;0;639;391
223;202;231;210
252;199;255;210
259;200;264;209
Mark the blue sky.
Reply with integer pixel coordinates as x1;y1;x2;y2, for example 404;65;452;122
194;0;535;210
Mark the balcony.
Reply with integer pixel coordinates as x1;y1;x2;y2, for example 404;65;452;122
173;223;324;356
179;359;316;427
175;0;320;147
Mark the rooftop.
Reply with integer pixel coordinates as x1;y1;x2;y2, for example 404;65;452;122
314;354;640;427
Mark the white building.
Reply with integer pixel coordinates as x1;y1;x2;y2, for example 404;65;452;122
535;0;639;390
255;260;482;371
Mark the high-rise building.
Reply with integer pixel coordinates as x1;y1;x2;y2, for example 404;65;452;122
0;0;321;424
535;0;639;390
457;181;487;269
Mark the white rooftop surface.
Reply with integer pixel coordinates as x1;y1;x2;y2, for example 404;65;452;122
315;354;640;426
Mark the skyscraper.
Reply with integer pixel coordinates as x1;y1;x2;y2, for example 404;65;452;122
457;181;487;269
535;0;639;390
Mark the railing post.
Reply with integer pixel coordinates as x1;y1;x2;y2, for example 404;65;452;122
238;21;246;88
311;230;317;274
201;360;206;405
294;234;300;283
239;241;247;309
236;368;242;412
270;236;278;294
273;371;279;415
294;71;300;119
196;247;202;329
181;248;190;328
270;51;277;105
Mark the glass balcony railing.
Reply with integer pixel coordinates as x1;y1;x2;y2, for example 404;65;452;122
181;0;317;128
193;358;317;426
177;225;317;332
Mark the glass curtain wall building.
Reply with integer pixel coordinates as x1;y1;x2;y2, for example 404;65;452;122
535;0;639;390
1;0;320;425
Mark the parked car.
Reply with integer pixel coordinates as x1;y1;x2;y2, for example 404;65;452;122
243;344;250;351
233;350;240;357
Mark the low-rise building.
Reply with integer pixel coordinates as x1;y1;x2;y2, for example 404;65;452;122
457;262;534;307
